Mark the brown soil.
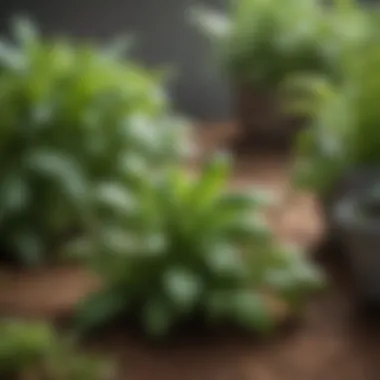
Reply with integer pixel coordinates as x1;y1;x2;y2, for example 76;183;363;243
1;124;380;380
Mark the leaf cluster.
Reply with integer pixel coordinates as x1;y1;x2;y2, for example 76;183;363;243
70;154;324;337
0;17;192;265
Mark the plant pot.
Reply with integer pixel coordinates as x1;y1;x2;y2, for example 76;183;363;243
333;185;380;303
231;85;305;154
319;167;380;254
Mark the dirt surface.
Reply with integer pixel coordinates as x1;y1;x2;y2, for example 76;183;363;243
1;124;380;380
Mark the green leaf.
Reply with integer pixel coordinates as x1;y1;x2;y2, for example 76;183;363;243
142;298;174;337
26;149;88;203
163;268;202;312
0;40;25;70
74;287;127;335
191;152;232;209
0;174;29;214
94;182;138;214
225;214;271;244
218;189;275;211
231;291;275;333
205;243;245;277
11;231;44;266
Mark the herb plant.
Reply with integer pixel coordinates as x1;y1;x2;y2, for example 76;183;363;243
292;38;380;196
0;17;192;265
193;0;371;88
0;320;113;379
70;154;324;337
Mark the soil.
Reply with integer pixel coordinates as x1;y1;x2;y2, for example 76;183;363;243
1;124;380;380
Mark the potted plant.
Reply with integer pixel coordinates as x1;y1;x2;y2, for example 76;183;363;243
66;153;324;338
334;183;380;303
0;17;193;266
292;38;380;251
193;0;371;154
0;319;114;379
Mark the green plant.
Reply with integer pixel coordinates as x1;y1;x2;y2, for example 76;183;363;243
193;0;371;88
69;154;324;338
292;37;380;195
0;17;192;265
0;319;53;374
0;320;113;379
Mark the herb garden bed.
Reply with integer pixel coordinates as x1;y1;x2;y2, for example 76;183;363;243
1;124;376;380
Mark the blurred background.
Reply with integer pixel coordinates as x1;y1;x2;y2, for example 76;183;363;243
0;0;233;122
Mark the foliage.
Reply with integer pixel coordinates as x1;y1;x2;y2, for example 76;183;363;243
193;0;371;87
292;36;380;195
0;320;113;379
69;154;325;337
0;17;192;265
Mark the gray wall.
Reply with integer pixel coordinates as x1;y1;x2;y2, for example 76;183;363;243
0;0;233;122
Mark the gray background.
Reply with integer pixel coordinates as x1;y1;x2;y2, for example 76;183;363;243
0;1;376;122
0;0;232;122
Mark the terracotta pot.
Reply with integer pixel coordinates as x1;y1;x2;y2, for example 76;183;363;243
231;85;306;154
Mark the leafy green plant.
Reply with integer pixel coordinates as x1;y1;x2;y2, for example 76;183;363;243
292;36;380;195
193;0;371;88
0;17;192;265
0;320;113;379
69;154;324;337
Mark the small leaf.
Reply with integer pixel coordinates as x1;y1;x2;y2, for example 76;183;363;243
231;291;275;333
0;40;25;70
190;6;231;40
74;287;127;335
94;182;138;214
142;298;174;337
163;268;202;311
0;174;29;214
225;214;271;243
205;243;245;277
191;152;232;209
11;231;44;266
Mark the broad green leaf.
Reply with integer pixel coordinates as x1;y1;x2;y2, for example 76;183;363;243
231;291;275;333
205;243;245;277
163;268;202;311
94;182;138;214
191;152;232;209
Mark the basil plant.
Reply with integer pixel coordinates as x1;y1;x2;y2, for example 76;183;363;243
292;33;380;196
0;17;192;265
193;0;371;88
69;154;324;338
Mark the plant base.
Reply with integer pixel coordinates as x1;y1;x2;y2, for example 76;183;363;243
231;85;305;155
